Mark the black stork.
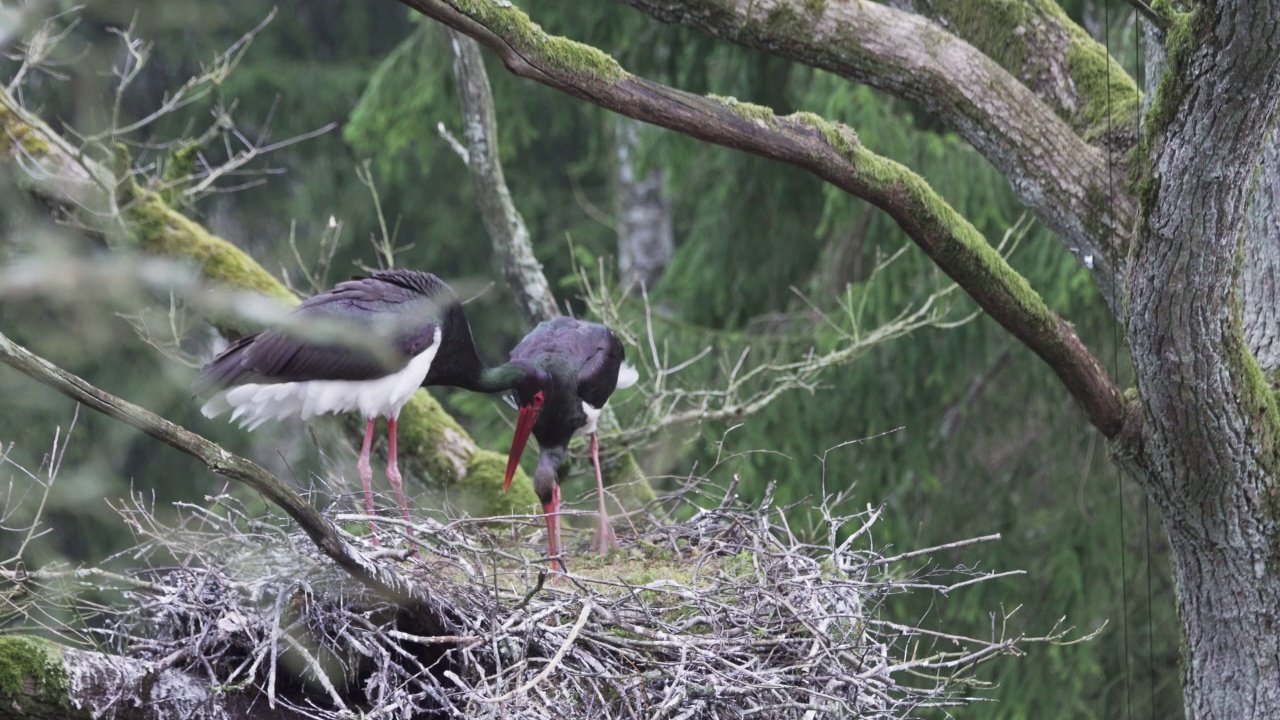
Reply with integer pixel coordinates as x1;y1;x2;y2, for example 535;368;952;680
195;269;533;544
500;316;638;572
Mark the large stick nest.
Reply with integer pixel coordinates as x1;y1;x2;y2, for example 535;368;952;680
6;478;1060;719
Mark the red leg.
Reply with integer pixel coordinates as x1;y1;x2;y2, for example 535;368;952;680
358;418;379;546
590;432;618;554
386;419;416;549
544;483;564;573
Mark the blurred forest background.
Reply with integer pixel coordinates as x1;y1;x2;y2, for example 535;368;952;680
0;0;1177;716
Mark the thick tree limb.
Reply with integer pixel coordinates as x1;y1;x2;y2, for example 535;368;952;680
0;329;437;607
1128;2;1280;508
396;0;1126;437
443;28;558;325
0;89;535;503
881;0;1145;135
612;0;1135;303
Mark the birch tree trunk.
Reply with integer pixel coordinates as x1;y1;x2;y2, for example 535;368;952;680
616;118;673;291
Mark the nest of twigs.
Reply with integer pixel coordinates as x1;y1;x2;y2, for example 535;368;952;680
10;477;1061;719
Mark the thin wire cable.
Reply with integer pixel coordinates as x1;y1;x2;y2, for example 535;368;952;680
1135;13;1157;717
1103;1;1135;718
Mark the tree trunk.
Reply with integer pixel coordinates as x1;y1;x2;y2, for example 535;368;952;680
1168;518;1280;717
1124;3;1280;717
1243;128;1280;371
616;118;673;291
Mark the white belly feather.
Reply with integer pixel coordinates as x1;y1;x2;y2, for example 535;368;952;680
202;329;441;430
580;402;602;436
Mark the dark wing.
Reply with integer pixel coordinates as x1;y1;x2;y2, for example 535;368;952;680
194;271;455;392
574;324;625;409
512;318;624;409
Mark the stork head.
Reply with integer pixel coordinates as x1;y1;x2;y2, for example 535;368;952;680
502;366;550;492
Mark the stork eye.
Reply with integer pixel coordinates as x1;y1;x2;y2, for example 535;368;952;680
532;390;545;409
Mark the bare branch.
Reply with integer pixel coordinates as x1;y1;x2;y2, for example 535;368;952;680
0;328;432;606
443;28;558;325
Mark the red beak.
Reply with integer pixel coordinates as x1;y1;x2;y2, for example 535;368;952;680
503;403;539;492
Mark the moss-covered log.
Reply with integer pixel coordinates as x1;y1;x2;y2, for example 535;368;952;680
0;636;297;720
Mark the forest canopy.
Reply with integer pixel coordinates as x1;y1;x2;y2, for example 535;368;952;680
9;0;1267;717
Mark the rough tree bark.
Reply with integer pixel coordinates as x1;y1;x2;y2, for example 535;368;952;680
1243;129;1280;371
1123;4;1280;718
388;1;1280;717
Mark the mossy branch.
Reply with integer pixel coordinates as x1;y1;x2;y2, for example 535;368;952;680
397;0;1127;437
608;0;1135;298
874;0;1143;142
0;88;536;503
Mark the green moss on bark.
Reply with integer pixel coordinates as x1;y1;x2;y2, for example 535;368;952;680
790;111;857;157
1144;2;1199;142
0;637;67;710
1226;293;1280;476
159;142;200;207
119;178;297;308
451;0;626;83
458;450;539;516
1131;4;1201;236
0;101;51;158
932;0;1030;72
1065;37;1140;141
711;95;777;126
394;392;538;511
396;392;479;485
